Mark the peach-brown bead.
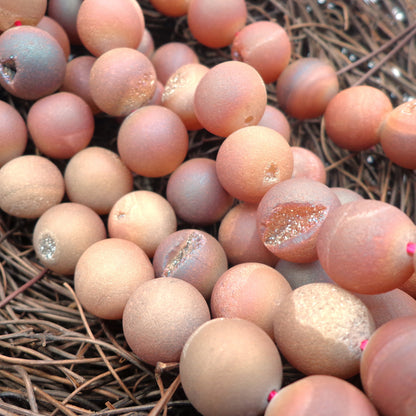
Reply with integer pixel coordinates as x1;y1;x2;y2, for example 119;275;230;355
162;63;209;130
146;80;164;106
0;26;66;100
276;57;339;120
218;202;278;266
211;262;292;338
108;190;177;258
37;15;70;60
0;0;47;31
324;85;393;151
89;48;157;117
400;271;416;298
153;229;228;299
361;316;416;416
275;259;333;289
47;0;82;45
33;202;107;275
74;238;154;320
317;199;416;294
257;178;341;263
180;318;282;416
137;28;155;58
187;0;247;48
355;289;416;328
330;187;364;204
149;0;190;17
117;105;188;178
379;99;416;169
291;146;327;183
0;155;64;219
265;375;378;416
216;126;293;203
151;42;199;85
61;56;100;114
27;91;94;159
166;158;233;225
123;277;210;366
0;100;27;167
258;104;291;142
194;60;267;137
273;283;375;378
231;21;291;84
64;146;134;215
76;0;144;56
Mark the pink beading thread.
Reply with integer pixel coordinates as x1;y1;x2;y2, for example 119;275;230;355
407;242;416;255
360;339;369;351
267;390;278;402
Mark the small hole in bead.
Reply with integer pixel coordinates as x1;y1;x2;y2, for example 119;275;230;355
0;56;17;83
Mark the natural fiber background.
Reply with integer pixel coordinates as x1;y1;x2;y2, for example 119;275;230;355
1;1;415;415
